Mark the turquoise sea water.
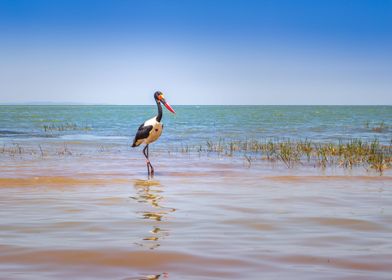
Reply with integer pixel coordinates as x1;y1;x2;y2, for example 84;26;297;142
0;105;391;146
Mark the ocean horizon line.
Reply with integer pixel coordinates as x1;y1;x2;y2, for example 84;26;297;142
0;103;391;106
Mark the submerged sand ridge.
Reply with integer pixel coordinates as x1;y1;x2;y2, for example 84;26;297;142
1;140;392;279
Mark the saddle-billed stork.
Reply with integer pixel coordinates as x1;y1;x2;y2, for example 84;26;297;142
131;91;176;176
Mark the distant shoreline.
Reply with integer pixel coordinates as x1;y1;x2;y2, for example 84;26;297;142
0;104;391;106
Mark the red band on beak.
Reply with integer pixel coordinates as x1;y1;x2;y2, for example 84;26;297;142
164;102;176;114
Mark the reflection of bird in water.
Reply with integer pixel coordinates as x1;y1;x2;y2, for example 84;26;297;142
139;272;169;280
131;91;176;177
124;272;169;280
132;179;175;250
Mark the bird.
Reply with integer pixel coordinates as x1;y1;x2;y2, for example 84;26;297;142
131;91;176;176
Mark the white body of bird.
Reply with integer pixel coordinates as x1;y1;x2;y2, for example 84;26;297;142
136;116;163;146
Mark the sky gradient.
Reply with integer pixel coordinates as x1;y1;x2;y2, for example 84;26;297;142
0;0;391;105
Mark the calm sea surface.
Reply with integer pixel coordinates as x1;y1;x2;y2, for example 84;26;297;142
0;106;391;279
0;105;391;145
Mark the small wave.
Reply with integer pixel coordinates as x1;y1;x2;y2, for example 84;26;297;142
0;246;247;269
0;130;57;139
0;177;132;187
0;130;26;135
274;254;392;272
59;134;128;141
264;175;392;182
303;217;386;231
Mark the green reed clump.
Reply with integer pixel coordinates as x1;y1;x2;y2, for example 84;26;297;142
315;144;329;168
184;138;391;173
366;139;391;174
0;143;23;157
367;152;387;174
364;121;389;133
298;139;313;162
261;140;277;160
277;141;300;168
42;122;92;132
372;121;387;133
205;138;225;154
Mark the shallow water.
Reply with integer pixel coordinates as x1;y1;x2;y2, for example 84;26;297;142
1;144;392;279
1;106;392;279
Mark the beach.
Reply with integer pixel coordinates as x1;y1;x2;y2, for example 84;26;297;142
1;0;392;277
1;105;391;279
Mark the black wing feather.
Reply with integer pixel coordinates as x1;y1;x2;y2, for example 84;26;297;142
132;124;153;147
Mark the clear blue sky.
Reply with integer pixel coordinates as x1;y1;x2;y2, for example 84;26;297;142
0;0;391;105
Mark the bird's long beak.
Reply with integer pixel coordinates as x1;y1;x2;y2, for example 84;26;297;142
161;98;176;114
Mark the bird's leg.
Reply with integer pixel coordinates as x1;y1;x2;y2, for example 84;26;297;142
143;145;151;176
147;145;154;176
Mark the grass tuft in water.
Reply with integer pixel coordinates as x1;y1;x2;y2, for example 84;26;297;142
176;138;391;174
42;122;92;132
